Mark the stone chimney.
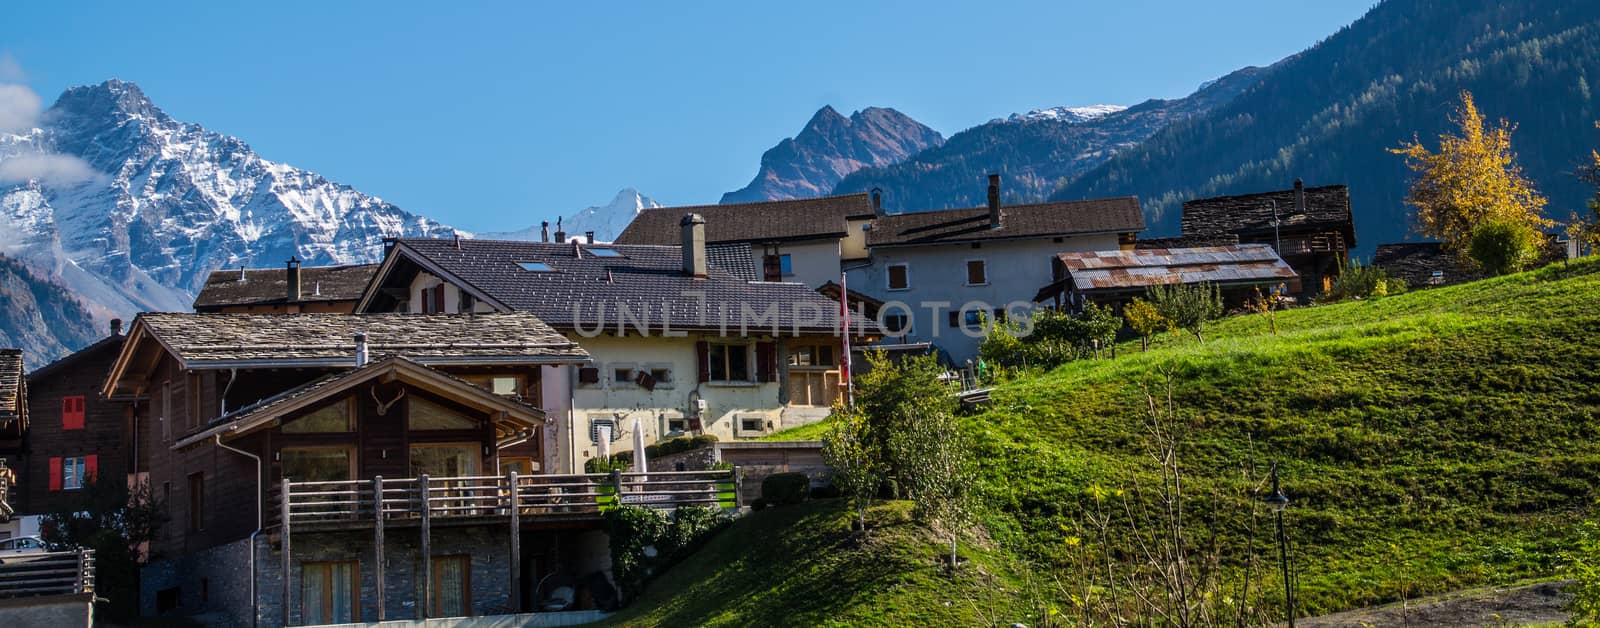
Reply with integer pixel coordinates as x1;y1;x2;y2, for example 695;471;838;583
681;213;707;278
540;221;550;243
987;174;1002;229
871;187;884;215
554;217;566;243
286;256;302;302
586;231;596;244
354;332;369;367
110;318;123;337
1294;178;1306;215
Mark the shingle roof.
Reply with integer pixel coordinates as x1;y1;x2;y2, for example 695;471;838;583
193;264;378;310
706;243;758;281
0;349;22;422
866;197;1144;247
614;194;875;245
132;312;588;367
379;238;870;336
1181;184;1355;245
1046;244;1298;296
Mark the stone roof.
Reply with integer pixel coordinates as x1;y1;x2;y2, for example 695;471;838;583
26;334;124;384
193;263;379;310
866;197;1144;247
131;312;588;368
1372;242;1483;288
614;194;875;245
0;349;22;423
1180;184;1355;244
375;238;873;336
706;243;758;281
1039;244;1298;299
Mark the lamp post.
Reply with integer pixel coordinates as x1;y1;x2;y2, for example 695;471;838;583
1265;463;1293;627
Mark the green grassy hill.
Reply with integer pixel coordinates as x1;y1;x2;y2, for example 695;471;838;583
619;259;1600;624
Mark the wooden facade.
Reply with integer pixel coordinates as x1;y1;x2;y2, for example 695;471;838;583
18;333;130;517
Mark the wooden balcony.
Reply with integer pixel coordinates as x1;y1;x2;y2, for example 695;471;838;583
0;550;95;599
277;470;738;531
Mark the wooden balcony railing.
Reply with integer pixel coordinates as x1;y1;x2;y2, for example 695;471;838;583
0;549;95;599
278;470;738;527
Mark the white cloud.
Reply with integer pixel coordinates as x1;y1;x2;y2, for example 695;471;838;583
0;53;24;83
0;153;105;186
0;84;42;134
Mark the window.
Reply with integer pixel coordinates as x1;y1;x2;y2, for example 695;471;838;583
589;416;619;445
160;380;172;442
708;344;751;382
886;264;909;291
611;365;635;387
586;247;624;258
409;397;478;431
188;373;206;430
61;396;85;430
499;457;535;476
56;456;89;490
949;310;986;328
664;414;688;435
516;261;555;272
281;448;354;484
409;443;479;478
282;399;354;433
642;365;673;390
302;561;359;625
463;375;521;397
965;260;988;286
188;472;205;532
577;367;600;386
779;254;793;276
420;285;448;313
737;416;767;437
430;555;471;618
883;314;909;334
786;344;836;368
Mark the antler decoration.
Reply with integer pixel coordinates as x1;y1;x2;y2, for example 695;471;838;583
372;386;406;416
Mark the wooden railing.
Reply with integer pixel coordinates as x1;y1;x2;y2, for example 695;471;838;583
279;470;738;527
0;550;95;599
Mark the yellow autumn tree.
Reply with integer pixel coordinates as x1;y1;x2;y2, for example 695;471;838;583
1390;91;1551;252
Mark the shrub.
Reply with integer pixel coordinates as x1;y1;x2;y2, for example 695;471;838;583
1145;282;1223;342
606;504;731;603
586;454;631;474
1124;297;1171;349
1317;258;1405;303
1567;513;1600;625
761;472;811;505
979;303;1120;368
1469;218;1541;275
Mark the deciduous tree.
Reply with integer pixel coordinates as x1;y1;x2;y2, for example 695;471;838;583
1145;282;1223;343
822;403;883;536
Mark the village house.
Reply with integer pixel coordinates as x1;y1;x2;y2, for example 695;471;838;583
102;312;635;625
845;175;1145;363
355;216;872;475
0;348;23;531
194;260;378;314
1169;180;1355;298
614;193;876;288
1033;244;1300;312
3;321;131;537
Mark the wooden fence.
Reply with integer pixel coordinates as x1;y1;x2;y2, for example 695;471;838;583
0;550;95;599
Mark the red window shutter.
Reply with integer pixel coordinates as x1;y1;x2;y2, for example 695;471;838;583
62;396;86;430
85;455;98;484
695;341;710;383
755;343;776;382
49;457;62;491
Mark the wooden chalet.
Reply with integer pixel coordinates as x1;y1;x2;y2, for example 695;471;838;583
15;320;130;518
0;348;23;524
1177;180;1355;299
194;259;378;314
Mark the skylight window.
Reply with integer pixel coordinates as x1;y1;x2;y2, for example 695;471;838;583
516;261;555;272
586;247;624;258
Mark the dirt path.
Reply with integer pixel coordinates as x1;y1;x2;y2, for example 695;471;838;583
1299;580;1572;627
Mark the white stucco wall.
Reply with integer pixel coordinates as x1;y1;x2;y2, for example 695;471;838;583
407;272;494;313
747;239;843;289
847;233;1123;363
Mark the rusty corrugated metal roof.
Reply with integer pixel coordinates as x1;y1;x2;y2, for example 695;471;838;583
1055;244;1298;292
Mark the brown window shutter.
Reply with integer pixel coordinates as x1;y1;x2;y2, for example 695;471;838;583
433;286;446;314
755;343;776;382
695;341;710;383
762;255;782;282
577;367;599;384
634;370;656;391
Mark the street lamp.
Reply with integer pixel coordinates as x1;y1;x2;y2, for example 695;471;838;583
1265;463;1294;627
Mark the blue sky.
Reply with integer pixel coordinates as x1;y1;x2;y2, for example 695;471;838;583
7;1;1373;231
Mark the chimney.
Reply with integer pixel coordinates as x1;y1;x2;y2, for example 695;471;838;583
540;221;550;243
286;256;302;302
987;174;1002;229
586;231;596;244
870;187;884;215
1294;178;1306;215
554;217;566;243
681;213;707;278
354;332;369;367
110;318;123;337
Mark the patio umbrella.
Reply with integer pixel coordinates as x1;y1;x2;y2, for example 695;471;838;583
631;417;649;474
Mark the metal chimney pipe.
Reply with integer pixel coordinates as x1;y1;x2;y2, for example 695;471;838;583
554;217;566;243
540;221;550;243
354;332;369;367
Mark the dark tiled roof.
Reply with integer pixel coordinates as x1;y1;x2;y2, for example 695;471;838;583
614;194;874;245
1042;244;1297;297
384;238;870;335
0;349;21;421
867;197;1144;247
1181;185;1355;245
134;312;587;367
26;334;124;384
193;264;378;310
706;243;758;281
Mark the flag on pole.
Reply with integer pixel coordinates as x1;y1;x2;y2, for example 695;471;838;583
840;272;854;407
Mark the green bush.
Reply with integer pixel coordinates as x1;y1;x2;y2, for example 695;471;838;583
1567;512;1600;625
606;504;731;603
1317;258;1406;303
645;434;720;459
1469;218;1541;275
586;454;631;474
980;303;1121;368
1146;281;1223;341
761;472;811;505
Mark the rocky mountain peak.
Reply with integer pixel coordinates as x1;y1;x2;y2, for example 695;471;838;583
720;105;944;203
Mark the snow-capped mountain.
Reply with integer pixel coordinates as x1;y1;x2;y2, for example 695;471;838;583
994;104;1128;125
481;188;663;243
0;79;459;359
